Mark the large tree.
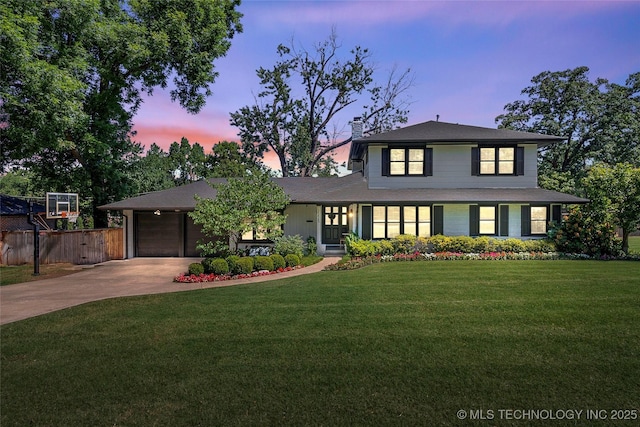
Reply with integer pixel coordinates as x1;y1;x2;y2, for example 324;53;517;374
1;0;242;226
581;163;640;254
496;67;640;191
230;31;413;177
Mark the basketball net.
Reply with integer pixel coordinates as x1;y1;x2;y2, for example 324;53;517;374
61;211;80;223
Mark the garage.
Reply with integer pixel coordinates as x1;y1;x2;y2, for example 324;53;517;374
135;212;211;257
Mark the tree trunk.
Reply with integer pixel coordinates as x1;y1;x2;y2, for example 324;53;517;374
622;229;630;255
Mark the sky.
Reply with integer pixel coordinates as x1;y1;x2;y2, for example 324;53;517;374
131;0;640;171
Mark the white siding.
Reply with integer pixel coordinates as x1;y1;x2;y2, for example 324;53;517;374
283;204;317;240
443;204;469;236
366;144;538;189
509;204;523;238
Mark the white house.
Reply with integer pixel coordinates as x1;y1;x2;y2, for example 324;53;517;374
101;120;587;257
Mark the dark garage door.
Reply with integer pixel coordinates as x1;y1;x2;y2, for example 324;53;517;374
135;212;181;257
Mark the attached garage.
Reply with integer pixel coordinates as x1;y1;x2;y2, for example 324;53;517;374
135;212;211;257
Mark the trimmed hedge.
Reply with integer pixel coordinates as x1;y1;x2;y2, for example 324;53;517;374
270;254;286;270
188;263;204;275
254;255;274;272
202;258;229;275
284;254;301;267
235;257;254;275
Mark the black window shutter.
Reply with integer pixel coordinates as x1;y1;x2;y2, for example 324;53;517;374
433;205;444;235
500;205;509;236
471;147;479;176
521;205;531;236
381;148;390;176
551;205;562;225
469;205;479;236
424;148;433;176
361;206;372;240
516;147;525;176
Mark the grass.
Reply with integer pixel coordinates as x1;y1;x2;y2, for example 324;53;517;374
0;263;81;286
2;261;640;426
629;235;640;254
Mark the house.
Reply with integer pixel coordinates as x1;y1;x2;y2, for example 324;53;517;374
100;120;588;257
0;194;54;231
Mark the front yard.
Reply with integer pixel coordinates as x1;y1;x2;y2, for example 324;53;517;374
1;261;639;425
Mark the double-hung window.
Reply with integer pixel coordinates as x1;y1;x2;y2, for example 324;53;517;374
383;147;433;177
530;206;548;235
473;146;524;176
470;205;497;236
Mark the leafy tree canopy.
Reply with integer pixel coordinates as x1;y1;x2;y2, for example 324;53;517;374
189;171;289;255
581;163;640;254
1;0;242;226
230;30;414;177
496;66;640;191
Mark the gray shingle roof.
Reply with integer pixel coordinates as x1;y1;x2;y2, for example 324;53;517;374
356;120;564;144
100;173;587;211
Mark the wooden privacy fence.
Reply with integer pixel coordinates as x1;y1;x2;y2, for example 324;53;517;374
0;228;123;265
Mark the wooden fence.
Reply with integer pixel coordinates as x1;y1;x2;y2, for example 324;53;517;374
0;228;123;265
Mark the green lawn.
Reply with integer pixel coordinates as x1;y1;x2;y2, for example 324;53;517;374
2;261;639;426
629;235;640;254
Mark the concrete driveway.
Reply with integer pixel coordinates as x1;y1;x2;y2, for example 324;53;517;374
0;257;339;325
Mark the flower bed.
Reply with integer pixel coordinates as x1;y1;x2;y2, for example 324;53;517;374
325;251;640;271
174;266;302;283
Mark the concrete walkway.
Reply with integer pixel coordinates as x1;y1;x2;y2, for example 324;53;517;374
0;257;340;325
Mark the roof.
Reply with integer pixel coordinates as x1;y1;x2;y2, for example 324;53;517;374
99;174;587;211
349;120;564;163
0;194;46;215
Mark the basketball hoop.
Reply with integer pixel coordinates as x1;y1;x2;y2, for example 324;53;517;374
62;211;80;223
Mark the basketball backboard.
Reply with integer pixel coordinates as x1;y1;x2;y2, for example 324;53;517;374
46;192;79;219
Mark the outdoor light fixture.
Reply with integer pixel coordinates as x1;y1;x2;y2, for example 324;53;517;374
154;210;161;216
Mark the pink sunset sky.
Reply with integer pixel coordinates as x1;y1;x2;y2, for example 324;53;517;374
131;0;640;171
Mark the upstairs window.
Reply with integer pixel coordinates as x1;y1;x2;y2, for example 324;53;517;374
382;147;433;177
472;146;524;176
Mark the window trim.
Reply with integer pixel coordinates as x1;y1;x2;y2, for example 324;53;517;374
472;146;524;176
382;146;433;177
529;205;549;236
372;205;432;239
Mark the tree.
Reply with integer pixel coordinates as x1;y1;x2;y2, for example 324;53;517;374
496;67;640;191
188;171;289;255
581;163;640;254
128;143;175;194
230;31;413;177
1;0;242;226
207;141;264;178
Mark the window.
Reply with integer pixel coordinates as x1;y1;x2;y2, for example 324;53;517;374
470;205;497;236
479;206;496;235
530;206;548;234
383;147;433;177
472;146;524;176
373;205;431;239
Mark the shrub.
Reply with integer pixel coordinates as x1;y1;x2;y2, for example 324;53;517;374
226;255;241;275
348;239;377;257
254;255;274;271
499;238;526;252
273;235;305;258
391;234;417;254
188;263;204;275
375;239;395;256
284;254;301;267
270;254;286;270
548;206;619;256
306;236;317;256
202;257;229;275
429;235;451;252
235;257;254;275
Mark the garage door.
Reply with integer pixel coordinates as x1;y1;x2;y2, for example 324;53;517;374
135;212;181;256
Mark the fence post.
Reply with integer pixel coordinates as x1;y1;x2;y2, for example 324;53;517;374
27;201;40;276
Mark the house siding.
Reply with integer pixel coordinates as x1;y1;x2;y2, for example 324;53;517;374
283;204;317;241
367;145;538;189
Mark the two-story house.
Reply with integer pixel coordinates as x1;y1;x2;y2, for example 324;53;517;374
101;120;588;257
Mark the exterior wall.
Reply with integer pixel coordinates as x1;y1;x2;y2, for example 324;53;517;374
442;204;470;236
123;209;134;258
283;204;317;241
366;144;538;189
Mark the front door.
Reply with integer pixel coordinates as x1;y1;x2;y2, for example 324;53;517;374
323;205;348;244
